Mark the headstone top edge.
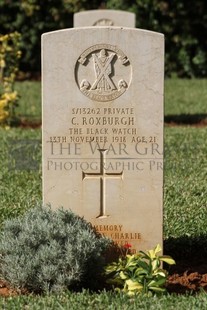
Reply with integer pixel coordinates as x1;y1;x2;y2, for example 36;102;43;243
74;10;136;16
41;27;164;39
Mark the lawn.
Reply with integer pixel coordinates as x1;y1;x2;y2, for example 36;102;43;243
165;78;207;115
14;78;207;121
0;78;206;308
0;290;207;309
15;81;42;120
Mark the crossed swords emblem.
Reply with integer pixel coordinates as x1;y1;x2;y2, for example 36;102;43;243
91;51;116;91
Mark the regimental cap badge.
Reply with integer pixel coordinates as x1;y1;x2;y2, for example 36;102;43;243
75;44;132;102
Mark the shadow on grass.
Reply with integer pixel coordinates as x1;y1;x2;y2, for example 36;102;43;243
8;116;41;128
164;114;207;125
164;235;207;294
164;234;207;269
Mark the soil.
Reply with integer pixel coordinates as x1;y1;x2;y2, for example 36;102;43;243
166;259;207;294
0;280;19;297
0;260;207;297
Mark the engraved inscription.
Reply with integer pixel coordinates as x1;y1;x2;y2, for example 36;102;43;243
93;224;141;253
82;149;123;218
93;19;114;26
75;44;132;102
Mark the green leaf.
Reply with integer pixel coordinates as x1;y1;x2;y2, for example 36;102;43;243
139;250;149;259
154;244;162;255
154;270;167;278
105;265;118;274
150;286;166;293
148;249;156;259
120;271;127;280
148;278;166;288
160;256;176;265
135;268;147;276
152;258;160;271
126;279;143;291
138;260;150;271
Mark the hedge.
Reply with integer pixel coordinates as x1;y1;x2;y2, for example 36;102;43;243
0;0;206;77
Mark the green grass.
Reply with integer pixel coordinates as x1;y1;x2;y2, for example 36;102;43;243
165;78;207;115
0;78;206;307
164;127;207;239
0;290;207;309
0;128;41;224
164;126;207;260
13;78;207;121
14;81;41;119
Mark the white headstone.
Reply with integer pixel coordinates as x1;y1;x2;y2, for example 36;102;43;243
74;10;136;28
42;27;164;253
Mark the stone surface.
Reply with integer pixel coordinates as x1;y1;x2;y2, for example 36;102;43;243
74;10;136;27
42;27;164;253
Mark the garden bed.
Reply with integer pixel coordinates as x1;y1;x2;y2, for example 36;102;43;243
1;259;207;297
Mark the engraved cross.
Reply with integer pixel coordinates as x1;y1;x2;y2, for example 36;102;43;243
82;149;123;218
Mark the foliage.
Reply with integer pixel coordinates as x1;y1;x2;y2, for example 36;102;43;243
62;0;104;13
106;0;207;77
0;0;63;73
0;0;102;73
0;1;206;76
0;32;21;125
0;206;111;293
105;244;175;295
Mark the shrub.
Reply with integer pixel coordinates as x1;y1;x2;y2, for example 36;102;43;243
0;205;111;293
105;244;175;296
107;0;207;77
0;0;102;73
0;32;21;125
